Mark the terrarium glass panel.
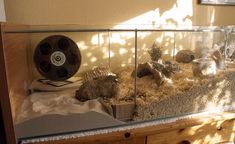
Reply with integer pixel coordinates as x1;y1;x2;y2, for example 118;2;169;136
134;31;228;121
4;25;235;142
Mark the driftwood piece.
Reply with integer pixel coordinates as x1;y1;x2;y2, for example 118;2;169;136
135;61;180;77
211;50;224;69
134;62;152;78
192;58;217;77
152;61;180;78
133;61;180;86
228;41;235;60
152;69;164;86
176;50;195;63
164;61;181;77
133;62;164;86
215;40;235;59
75;75;118;102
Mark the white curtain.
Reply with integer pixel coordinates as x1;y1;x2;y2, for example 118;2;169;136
0;0;6;22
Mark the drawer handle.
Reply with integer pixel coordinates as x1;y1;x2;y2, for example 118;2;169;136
124;132;131;138
178;140;191;144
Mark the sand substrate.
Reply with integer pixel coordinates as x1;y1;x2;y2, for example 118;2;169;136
113;63;235;121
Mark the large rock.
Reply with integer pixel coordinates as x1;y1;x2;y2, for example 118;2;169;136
75;75;118;102
176;50;195;63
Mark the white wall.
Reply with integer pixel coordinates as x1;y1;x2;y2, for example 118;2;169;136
0;0;6;21
4;0;235;26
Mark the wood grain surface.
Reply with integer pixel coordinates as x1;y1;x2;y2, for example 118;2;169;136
0;22;17;144
2;23;32;122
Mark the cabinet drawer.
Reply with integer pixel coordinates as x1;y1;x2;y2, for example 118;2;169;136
147;119;235;144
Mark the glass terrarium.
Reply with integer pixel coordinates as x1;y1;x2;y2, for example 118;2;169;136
2;24;235;143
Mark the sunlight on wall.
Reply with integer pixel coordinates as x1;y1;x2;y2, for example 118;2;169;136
91;33;105;45
110;33;126;45
73;0;197;72
159;0;193;27
76;41;88;50
210;8;215;25
90;57;97;62
119;48;128;55
114;0;193;28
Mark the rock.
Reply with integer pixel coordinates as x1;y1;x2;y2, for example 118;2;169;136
192;58;217;77
148;43;162;61
176;50;195;63
75;75;118;102
83;66;115;83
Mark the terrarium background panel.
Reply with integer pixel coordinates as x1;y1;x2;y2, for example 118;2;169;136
137;32;174;63
175;31;225;59
174;32;196;55
108;32;136;105
108;32;135;72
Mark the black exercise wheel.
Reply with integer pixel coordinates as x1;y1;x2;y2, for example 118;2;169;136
34;35;81;81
